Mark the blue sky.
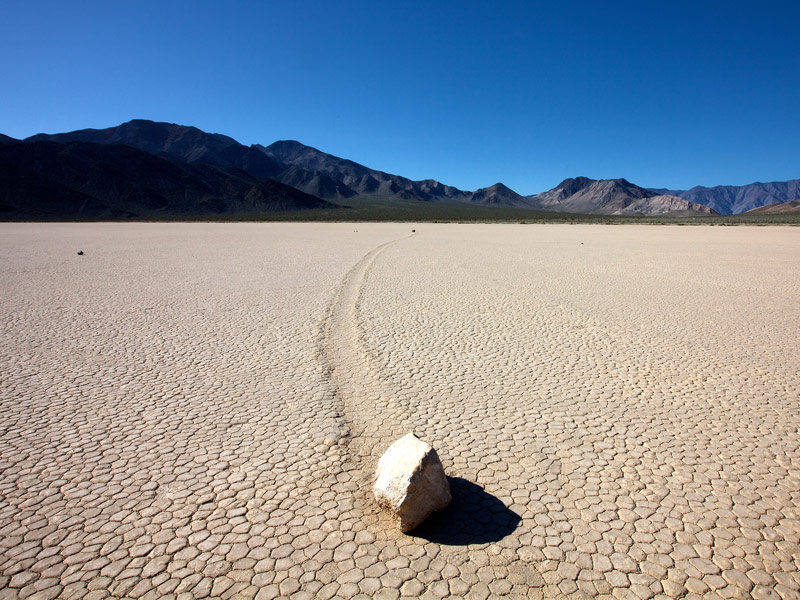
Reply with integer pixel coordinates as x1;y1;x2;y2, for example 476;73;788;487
1;1;798;194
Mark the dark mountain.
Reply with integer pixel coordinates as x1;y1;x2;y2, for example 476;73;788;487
651;180;800;214
26;121;476;204
276;164;357;200
0;134;18;143
259;140;470;202
23;118;789;218
27;119;356;199
28;119;285;178
0;139;333;220
745;199;800;214
467;183;534;207
528;177;716;216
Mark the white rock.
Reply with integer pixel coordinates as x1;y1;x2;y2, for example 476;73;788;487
373;433;451;532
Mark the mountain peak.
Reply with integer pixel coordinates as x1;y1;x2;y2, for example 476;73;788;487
468;182;529;207
269;139;307;148
261;139;334;167
555;176;596;193
561;176;595;185
527;176;714;215
263;139;311;154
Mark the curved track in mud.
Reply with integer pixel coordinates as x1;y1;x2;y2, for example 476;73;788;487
321;233;416;471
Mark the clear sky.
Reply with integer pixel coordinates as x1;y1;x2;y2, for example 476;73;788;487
1;1;798;194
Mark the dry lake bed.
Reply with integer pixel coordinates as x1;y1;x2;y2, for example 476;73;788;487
1;223;799;600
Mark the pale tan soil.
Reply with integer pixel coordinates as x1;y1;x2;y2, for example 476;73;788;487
0;223;798;600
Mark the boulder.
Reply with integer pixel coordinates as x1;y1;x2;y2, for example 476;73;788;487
373;433;451;532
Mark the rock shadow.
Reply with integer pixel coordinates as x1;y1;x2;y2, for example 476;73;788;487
410;477;521;545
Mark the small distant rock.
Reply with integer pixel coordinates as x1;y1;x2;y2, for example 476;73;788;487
373;433;451;532
77;250;84;255
412;229;415;232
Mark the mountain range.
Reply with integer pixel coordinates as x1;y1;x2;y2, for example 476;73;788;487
650;181;800;215
0;138;331;219
2;119;797;219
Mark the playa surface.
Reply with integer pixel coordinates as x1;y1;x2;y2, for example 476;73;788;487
1;223;798;600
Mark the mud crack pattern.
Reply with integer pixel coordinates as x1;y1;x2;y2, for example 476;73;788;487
1;223;798;600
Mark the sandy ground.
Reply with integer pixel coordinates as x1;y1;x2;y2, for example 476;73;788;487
0;222;798;600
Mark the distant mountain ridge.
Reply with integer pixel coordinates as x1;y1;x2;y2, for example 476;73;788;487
527;177;716;216
10;119;798;217
650;180;800;215
30;121;633;211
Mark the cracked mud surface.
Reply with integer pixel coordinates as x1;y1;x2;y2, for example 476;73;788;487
1;223;799;599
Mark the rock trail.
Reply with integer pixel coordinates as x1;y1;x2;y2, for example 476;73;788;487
322;232;417;470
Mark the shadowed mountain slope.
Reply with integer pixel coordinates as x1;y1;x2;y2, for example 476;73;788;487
28;120;357;200
276;164;357;200
527;176;595;209
529;177;716;216
0;140;333;219
652;180;800;214
28;119;285;179
259;140;471;202
27;121;487;204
